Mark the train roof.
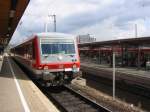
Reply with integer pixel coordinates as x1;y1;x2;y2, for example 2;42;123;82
36;32;75;38
11;32;76;49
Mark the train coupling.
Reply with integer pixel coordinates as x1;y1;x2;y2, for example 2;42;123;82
42;71;55;81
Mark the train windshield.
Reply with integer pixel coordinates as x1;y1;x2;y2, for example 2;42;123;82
41;39;75;55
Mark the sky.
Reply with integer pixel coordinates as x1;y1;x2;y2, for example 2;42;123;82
10;0;150;45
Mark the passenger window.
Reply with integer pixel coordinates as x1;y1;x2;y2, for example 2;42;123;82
32;42;35;59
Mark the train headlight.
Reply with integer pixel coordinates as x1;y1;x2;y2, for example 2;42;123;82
44;66;49;70
38;66;42;69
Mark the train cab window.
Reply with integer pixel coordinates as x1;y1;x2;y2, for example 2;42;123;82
41;39;75;55
41;43;75;55
59;44;75;54
32;42;35;59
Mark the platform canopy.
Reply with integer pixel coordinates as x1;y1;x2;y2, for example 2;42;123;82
79;37;150;48
0;0;29;51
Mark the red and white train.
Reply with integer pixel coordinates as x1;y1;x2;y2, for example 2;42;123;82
11;32;80;86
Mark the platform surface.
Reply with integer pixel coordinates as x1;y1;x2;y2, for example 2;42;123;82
81;61;150;89
81;61;150;79
0;57;59;112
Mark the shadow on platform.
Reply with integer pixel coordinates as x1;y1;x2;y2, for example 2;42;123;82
0;57;29;80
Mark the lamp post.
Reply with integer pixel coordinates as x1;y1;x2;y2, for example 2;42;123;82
135;24;137;38
45;22;48;32
48;14;56;32
113;51;116;100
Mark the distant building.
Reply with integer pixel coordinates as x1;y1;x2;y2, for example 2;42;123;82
77;34;96;43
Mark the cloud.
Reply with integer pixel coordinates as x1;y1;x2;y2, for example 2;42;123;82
72;17;117;41
10;0;150;45
137;0;150;7
58;0;150;32
9;30;25;45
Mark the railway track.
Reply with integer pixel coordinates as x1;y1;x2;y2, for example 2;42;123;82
44;85;112;112
81;64;150;99
13;58;112;112
83;73;150;111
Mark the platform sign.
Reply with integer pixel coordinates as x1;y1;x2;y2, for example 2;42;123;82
0;38;9;45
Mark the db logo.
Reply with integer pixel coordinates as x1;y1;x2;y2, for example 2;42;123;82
59;64;64;69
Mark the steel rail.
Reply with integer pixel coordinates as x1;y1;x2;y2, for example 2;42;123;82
45;85;112;112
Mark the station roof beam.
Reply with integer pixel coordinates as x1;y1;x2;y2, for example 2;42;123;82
0;0;29;50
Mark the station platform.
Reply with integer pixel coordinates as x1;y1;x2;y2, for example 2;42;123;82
0;57;59;112
81;61;150;89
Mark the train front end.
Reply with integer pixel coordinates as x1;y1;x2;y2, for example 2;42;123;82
36;33;80;86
